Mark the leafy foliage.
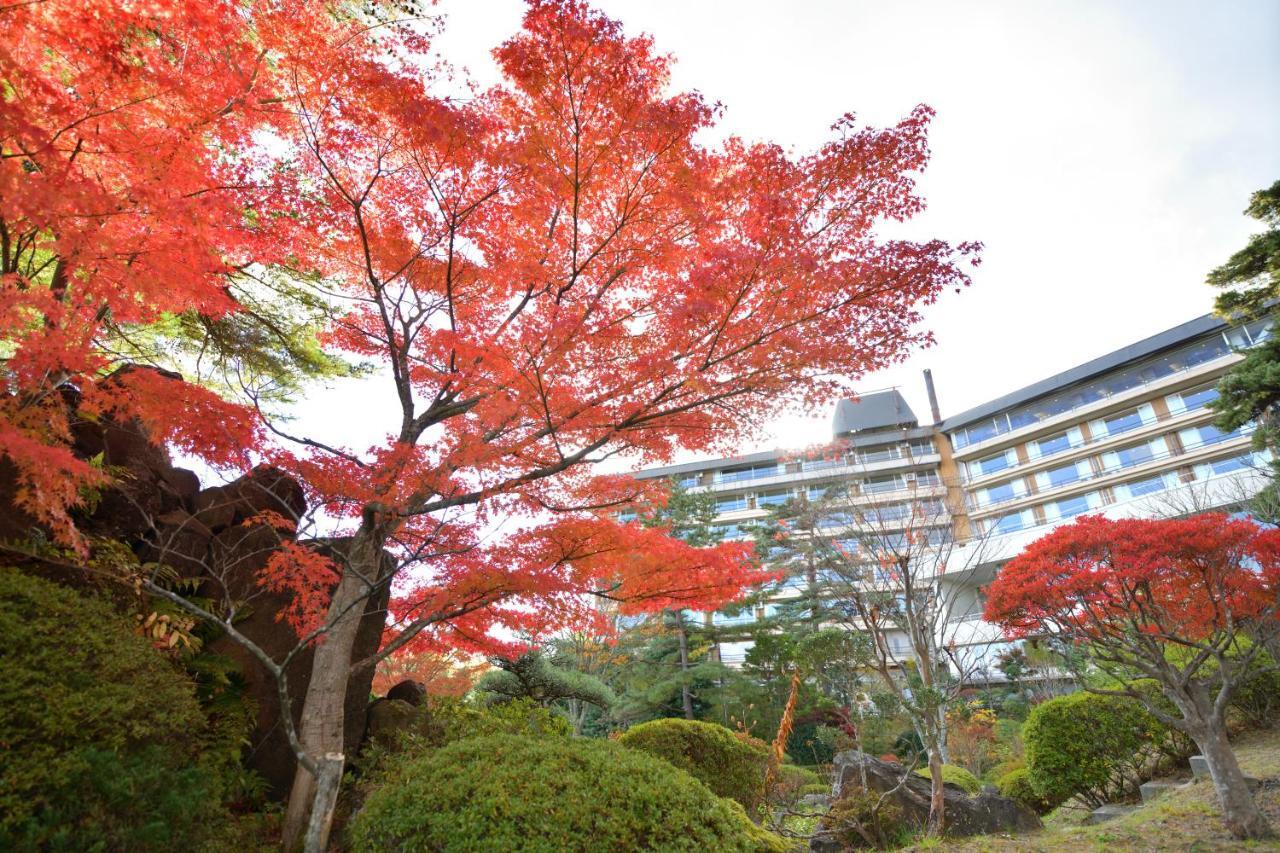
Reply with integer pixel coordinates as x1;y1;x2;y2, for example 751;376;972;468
0;568;239;850
476;650;615;710
1022;692;1162;808
1207;180;1280;321
617;718;771;811
996;768;1053;815
913;764;981;794
349;734;788;852
820;788;909;850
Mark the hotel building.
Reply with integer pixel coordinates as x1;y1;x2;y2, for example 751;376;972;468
629;311;1274;674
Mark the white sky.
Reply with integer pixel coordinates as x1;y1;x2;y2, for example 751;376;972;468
290;0;1280;464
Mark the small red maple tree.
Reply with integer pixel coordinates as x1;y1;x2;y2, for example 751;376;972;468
984;513;1280;839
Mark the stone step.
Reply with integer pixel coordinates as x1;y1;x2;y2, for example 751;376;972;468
1085;804;1137;825
1139;780;1189;803
1188;756;1262;788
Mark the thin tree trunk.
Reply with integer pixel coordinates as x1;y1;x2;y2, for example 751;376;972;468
282;533;382;851
926;749;946;837
1195;722;1273;840
674;609;693;719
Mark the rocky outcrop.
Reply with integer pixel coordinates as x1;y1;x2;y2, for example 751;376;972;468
0;368;391;802
811;751;1041;851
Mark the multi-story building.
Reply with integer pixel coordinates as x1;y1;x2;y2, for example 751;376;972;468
628;311;1274;674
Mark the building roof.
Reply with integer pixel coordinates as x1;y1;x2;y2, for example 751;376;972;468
940;312;1229;431
832;389;919;437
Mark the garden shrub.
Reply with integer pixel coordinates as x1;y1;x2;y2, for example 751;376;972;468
892;729;925;763
617;718;770;811
0;568;233;851
1022;691;1161;808
787;708;853;765
349;734;788;852
819;788;908;849
913;763;981;794
769;764;825;804
1230;652;1280;729
800;783;832;796
997;767;1053;814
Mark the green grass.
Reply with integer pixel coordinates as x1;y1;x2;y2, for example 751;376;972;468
907;728;1280;851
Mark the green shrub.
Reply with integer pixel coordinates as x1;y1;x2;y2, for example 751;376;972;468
1023;691;1161;808
617;718;770;811
892;729;925;763
997;767;1052;814
799;783;831;796
0;568;232;851
770;764;825;804
913;763;981;794
1231;653;1280;729
349;734;788;852
820;788;909;849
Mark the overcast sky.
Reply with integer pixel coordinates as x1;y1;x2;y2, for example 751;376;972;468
293;0;1280;463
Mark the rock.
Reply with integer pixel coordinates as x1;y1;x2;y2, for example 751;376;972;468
206;535;393;801
818;751;1040;846
386;680;428;707
1188;756;1261;789
1140;780;1184;803
1085;804;1136;825
141;509;214;575
365;698;418;747
192;485;238;531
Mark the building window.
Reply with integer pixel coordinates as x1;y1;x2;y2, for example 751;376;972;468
715;462;782;484
1167;383;1219;415
1089;403;1155;440
1120;473;1170;499
1195;452;1266;478
862;474;905;494
716;495;748;513
977;479;1026;507
970;449;1015;478
1179;423;1245;451
1047;492;1098;521
1100;436;1166;472
1028;427;1083;459
1036;461;1086;490
988;510;1031;535
756;489;791;507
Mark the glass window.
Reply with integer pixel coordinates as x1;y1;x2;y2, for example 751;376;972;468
677;475;700;488
862;474;904;494
1029;428;1082;459
1121;474;1169;499
1198;453;1260;476
988;510;1031;535
1167;383;1219;415
1180;424;1243;450
756;490;791;507
1039;461;1084;489
1246;318;1272;345
1048;492;1097;521
1101;436;1167;471
806;484;833;501
716;495;748;513
977;480;1024;507
715;462;782;484
972;449;1015;478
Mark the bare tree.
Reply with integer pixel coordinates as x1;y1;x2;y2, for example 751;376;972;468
762;447;998;836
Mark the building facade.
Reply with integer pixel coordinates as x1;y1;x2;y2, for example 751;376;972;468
628;311;1273;675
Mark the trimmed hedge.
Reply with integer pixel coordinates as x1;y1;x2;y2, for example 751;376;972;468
1023;692;1161;808
0;568;230;851
349;734;788;852
914;763;981;794
770;764;826;804
617;718;771;811
997;767;1052;814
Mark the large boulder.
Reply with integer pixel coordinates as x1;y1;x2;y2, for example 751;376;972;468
811;751;1041;851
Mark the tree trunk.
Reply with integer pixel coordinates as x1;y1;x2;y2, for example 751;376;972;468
281;533;382;851
1195;722;1273;840
926;749;946;837
674;609;693;720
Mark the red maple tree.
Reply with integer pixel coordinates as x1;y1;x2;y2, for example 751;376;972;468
4;1;978;847
984;513;1280;839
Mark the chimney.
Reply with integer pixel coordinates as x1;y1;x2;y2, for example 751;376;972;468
923;369;942;425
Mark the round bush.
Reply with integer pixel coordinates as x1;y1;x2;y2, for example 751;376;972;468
913;763;981;794
770;764;825;804
617;718;770;810
1023;691;1160;807
0;568;225;850
820;788;908;849
997;768;1052;814
350;734;788;852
